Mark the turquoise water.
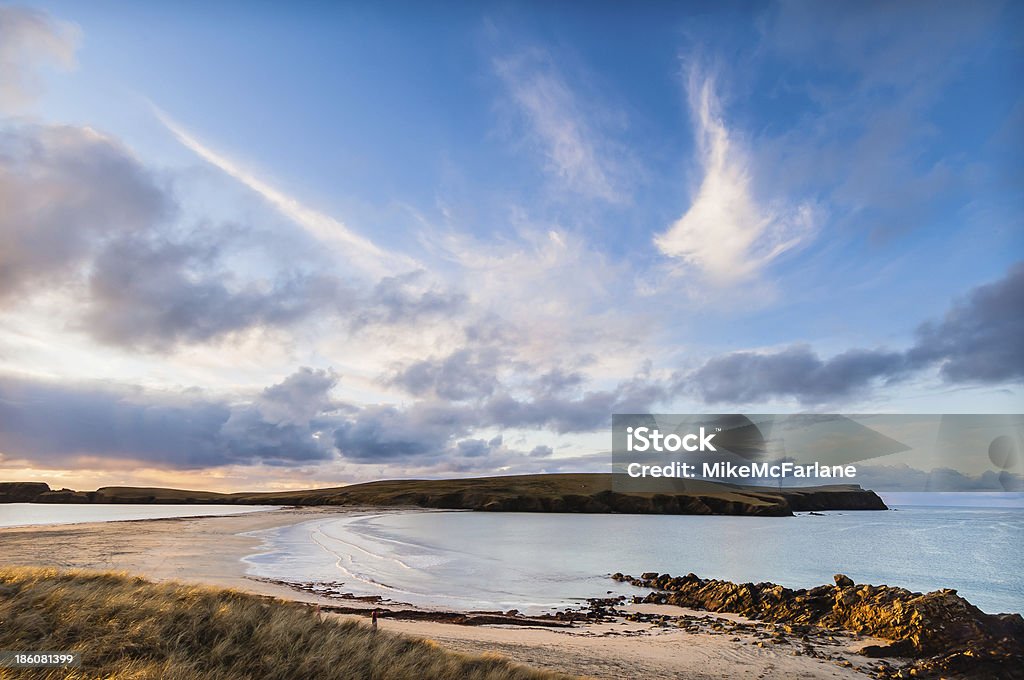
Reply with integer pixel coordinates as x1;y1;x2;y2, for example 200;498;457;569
0;503;275;528
244;505;1023;615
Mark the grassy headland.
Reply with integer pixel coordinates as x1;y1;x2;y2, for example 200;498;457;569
0;473;887;516
0;567;573;680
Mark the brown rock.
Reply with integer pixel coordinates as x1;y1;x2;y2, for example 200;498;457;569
834;573;855;588
617;571;1024;678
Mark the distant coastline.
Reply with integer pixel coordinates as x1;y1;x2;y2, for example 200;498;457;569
0;473;887;516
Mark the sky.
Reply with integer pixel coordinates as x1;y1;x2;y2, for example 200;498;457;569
0;0;1021;492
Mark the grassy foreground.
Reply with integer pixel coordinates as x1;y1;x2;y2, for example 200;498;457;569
0;567;573;680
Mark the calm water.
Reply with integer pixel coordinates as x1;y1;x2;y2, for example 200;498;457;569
244;506;1024;615
0;503;276;528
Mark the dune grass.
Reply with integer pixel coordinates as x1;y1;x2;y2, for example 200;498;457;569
0;567;575;680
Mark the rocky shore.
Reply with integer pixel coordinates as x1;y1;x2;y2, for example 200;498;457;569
611;571;1024;679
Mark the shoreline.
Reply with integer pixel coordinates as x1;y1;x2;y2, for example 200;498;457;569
0;507;1015;679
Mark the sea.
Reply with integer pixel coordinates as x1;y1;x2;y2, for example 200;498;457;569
0;503;275;528
3;499;1019;616
242;501;1024;616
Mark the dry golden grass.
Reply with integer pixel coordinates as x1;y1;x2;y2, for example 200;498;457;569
0;567;576;680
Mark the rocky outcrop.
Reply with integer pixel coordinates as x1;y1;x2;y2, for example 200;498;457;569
612;571;1024;678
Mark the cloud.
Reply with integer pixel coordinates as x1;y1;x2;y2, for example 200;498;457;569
153;107;413;276
0;369;340;469
908;261;1024;383
386;348;501;401
330;366;669;463
690;345;907;404
81;230;341;351
0;122;467;352
855;464;1021;493
431;227;640;371
79;237;466;352
331;402;475;462
495;51;628;203
531;368;585;396
455;435;504;459
0;124;170;301
0;5;79;112
354;270;466;328
0;123;331;351
481;372;668;434
529;444;553;458
382;338;667;434
2;367;606;473
259;366;343;424
654;69;818;283
686;262;1024;404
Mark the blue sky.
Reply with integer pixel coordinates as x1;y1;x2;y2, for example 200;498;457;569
0;0;1021;491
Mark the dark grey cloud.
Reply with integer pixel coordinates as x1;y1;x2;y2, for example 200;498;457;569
386;348;501;401
481;373;667;434
81;237;467;352
692;345;907;404
0;368;339;468
455;435;503;459
907;262;1024;383
78;228;465;353
529;444;553;458
81;231;340;351
260;366;343;423
687;262;1024;404
0;124;170;300
331;402;476;462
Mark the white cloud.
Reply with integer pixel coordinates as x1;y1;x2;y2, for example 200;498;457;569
0;5;79;112
654;69;818;284
495;52;627;203
153;107;415;278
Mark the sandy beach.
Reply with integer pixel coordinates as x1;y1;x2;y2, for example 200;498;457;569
0;507;893;679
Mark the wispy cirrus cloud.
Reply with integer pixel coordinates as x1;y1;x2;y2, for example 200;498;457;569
153;107;414;277
494;50;630;204
0;5;78;112
654;68;818;284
